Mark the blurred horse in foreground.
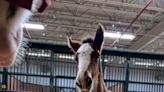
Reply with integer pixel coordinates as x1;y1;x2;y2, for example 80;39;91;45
0;0;51;67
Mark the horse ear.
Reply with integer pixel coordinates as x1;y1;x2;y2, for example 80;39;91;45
94;24;104;51
67;37;81;53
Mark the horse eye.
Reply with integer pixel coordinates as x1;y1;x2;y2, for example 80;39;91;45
91;51;100;59
86;76;92;87
75;55;78;62
76;81;81;88
74;53;79;62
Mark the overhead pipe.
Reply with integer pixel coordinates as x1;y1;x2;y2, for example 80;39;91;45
111;0;154;47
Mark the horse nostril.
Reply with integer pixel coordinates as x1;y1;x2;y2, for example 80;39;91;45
86;76;92;87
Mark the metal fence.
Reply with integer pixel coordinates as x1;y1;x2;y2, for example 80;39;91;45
0;41;164;92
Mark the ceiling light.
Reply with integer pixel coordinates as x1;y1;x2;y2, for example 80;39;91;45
121;34;136;40
27;53;50;57
100;59;108;62
159;64;164;67
42;33;46;36
104;31;135;40
104;59;108;62
135;62;153;66
58;55;74;60
21;23;44;30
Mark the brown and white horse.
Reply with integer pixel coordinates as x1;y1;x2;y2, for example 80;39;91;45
0;0;51;67
68;24;111;92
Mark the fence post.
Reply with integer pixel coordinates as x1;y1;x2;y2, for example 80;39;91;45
124;58;130;92
49;50;54;92
2;68;8;91
54;77;57;92
101;55;105;75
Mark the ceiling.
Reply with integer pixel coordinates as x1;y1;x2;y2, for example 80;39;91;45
26;0;164;53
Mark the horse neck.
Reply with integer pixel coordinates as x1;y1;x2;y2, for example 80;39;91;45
96;75;109;92
96;61;109;92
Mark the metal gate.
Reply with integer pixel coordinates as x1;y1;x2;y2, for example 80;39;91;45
0;41;164;92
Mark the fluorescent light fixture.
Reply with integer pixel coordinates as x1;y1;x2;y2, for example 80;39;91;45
104;59;108;62
21;23;44;30
58;55;74;59
27;53;50;57
135;62;164;67
158;64;164;67
100;58;108;62
104;32;135;40
121;34;136;40
135;62;153;66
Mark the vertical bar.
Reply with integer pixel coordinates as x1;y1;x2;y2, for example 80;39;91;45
26;56;29;92
124;58;130;92
54;77;57;92
2;68;8;91
101;55;105;75
49;50;54;92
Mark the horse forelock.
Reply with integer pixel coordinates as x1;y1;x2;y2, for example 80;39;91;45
82;38;99;52
82;38;94;44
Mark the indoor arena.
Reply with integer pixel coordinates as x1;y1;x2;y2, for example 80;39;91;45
0;0;164;92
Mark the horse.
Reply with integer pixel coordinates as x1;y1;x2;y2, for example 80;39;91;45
67;24;112;92
0;0;51;67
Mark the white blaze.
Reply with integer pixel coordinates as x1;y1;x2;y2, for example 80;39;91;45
77;43;93;76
